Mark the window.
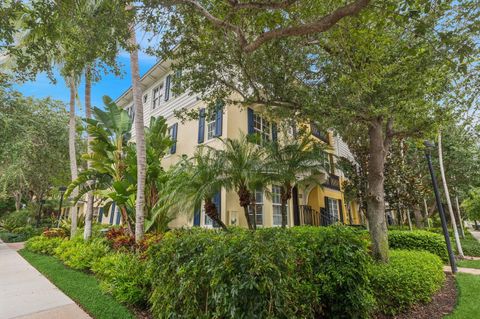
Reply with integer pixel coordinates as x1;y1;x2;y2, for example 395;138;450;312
248;189;263;226
202;206;214;227
253;113;271;144
143;94;148;104
326;197;340;223
168;123;178;154
126;105;135;121
206;112;216;140
272;185;287;226
152;85;163;109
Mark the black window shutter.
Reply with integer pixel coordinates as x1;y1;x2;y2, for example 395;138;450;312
193;207;200;226
198;108;205;143
213;191;221;228
247;108;254;135
170;123;178;154
164;75;171;101
214;101;224;137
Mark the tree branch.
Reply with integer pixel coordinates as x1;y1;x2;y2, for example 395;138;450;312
171;0;371;53
226;0;298;10
242;0;371;53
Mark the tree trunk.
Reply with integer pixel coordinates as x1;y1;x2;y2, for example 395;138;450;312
129;23;146;243
238;186;253;230
455;196;465;238
475;220;479;231
406;209;413;231
204;198;228;231
423;198;429;228
413;205;424;229
14;191;22;211
120;205;134;235
84;66;94;240
280;185;292;228
366;119;389;262
68;78;78;238
438;132;464;257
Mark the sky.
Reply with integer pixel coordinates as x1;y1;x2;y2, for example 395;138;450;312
13;31;158;117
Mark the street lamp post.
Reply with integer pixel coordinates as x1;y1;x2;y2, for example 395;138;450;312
424;141;457;273
56;186;67;228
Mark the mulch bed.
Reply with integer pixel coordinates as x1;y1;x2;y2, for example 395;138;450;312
375;272;457;319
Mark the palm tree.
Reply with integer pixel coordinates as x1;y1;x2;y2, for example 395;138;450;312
264;135;327;227
126;8;147;243
66;96;135;234
215;134;267;230
84;65;94;239
161;148;228;231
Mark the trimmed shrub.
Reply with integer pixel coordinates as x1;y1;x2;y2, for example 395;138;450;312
371;250;445;315
55;238;110;271
459;236;480;257
25;235;65;255
92;252;150;307
147;226;375;319
388;230;448;260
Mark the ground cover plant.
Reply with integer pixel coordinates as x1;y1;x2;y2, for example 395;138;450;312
19;249;134;319
370;250;445;315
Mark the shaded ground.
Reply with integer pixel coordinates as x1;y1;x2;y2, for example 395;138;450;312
375;273;456;319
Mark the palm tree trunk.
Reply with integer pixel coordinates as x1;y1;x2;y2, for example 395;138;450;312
128;22;146;243
438;132;464;257
406;209;413;231
413;206;424;229
84;66;94;240
14;191;21;211
242;206;253;230
204;198;228;231
68;78;78;238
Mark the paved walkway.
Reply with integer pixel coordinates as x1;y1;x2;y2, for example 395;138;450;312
0;240;91;319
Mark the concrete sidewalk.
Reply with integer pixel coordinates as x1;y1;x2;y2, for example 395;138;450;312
0;240;91;319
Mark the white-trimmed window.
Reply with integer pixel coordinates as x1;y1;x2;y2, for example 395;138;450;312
152;85;163;109
143;94;148;104
272;185;287;226
248;189;263;226
326;197;340;223
253;113;271;144
206;112;216;140
126;105;135;121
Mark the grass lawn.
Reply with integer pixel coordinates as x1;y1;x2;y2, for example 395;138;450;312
19;249;135;319
445;273;480;319
457;259;480;269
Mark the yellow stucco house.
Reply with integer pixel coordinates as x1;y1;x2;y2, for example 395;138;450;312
66;59;363;229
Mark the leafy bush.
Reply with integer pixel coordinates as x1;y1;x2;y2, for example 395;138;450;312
25;235;65;255
55;238;110;271
148;226;375;319
92;252;150;307
371;250;445;315
388;230;448;261
42;227;68;238
459;236;480;257
105;227;136;252
0;210;30;232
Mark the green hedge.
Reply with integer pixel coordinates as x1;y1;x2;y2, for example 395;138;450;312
25;236;65;255
371;250;445;315
54;238;110;271
92;252;150;307
388;230;448;260
147;226;375;319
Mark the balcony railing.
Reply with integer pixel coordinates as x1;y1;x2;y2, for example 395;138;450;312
323;174;340;190
299;205;337;227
